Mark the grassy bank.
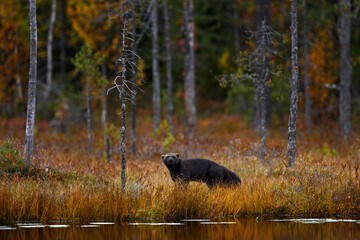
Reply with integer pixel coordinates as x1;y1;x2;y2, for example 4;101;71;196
0;115;359;222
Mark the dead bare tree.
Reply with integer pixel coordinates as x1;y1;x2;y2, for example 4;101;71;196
108;0;146;160
107;20;143;191
110;0;142;155
217;22;281;162
253;0;271;132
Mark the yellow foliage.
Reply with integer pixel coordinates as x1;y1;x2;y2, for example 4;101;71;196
219;51;235;74
219;51;230;69
307;28;338;109
67;0;108;49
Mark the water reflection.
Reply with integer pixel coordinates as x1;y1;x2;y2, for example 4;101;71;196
1;218;360;240
128;222;184;226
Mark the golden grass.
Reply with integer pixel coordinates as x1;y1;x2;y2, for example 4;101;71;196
0;115;360;222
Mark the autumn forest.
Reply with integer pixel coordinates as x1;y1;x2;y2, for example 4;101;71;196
1;0;360;223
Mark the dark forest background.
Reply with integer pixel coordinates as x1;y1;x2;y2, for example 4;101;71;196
1;0;360;132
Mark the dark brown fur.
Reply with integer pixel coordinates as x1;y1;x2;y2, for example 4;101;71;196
162;153;241;188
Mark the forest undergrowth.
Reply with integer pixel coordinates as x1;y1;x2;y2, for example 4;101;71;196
0;115;359;222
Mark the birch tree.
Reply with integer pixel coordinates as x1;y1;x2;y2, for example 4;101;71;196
338;0;352;139
44;0;57;100
24;0;38;167
184;0;196;134
287;0;299;167
163;0;174;133
151;0;161;131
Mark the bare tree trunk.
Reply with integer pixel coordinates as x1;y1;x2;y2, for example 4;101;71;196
260;84;266;161
259;67;267;161
259;22;270;162
287;0;299;167
152;0;161;131
120;22;127;191
86;76;91;156
302;0;311;130
101;53;111;162
120;90;126;190
108;19;140;190
44;0;57;100
60;0;66;81
254;0;270;161
338;0;352;139
184;0;197;135
252;88;260;131
24;0;38;168
254;0;271;132
131;5;137;155
163;0;174;133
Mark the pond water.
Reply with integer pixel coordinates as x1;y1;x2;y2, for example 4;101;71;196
1;217;360;239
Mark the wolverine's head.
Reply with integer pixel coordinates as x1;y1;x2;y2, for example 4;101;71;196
162;153;180;167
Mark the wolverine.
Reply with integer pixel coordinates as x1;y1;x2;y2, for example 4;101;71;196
162;153;241;188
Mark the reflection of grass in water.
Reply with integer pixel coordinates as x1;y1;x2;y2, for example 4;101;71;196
0;115;360;222
128;223;184;226
3;218;360;240
271;218;359;224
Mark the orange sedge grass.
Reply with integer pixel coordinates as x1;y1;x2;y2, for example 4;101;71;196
0;115;359;222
